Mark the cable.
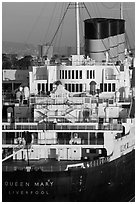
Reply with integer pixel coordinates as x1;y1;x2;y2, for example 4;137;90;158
89;3;99;18
95;3;102;18
101;2;117;10
25;3;46;45
124;10;135;49
49;3;62;47
55;3;65;54
42;3;57;44
45;3;71;56
83;2;91;19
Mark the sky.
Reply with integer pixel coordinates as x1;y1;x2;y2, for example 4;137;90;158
2;1;135;49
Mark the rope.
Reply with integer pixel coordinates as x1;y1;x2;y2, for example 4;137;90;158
2;145;24;162
45;3;71;56
83;2;91;19
55;3;65;54
101;2;117;10
42;3;57;44
124;9;135;50
25;3;46;45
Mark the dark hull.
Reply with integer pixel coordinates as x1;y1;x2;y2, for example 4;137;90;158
2;150;135;202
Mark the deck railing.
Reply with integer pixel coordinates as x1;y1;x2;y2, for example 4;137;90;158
2;93;132;105
2;156;110;172
2;122;122;131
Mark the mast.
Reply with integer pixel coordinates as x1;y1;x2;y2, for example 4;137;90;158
120;2;123;19
76;2;80;55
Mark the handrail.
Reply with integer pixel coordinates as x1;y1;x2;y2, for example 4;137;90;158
2;123;122;131
2;156;110;172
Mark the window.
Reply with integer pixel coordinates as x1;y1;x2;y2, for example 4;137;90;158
37;83;41;92
46;83;48;92
62;70;64;79
42;83;45;92
68;84;71;92
87;70;89;79
50;83;53;91
72;84;75;92
100;83;103;92
97;132;104;145
120;64;124;71
90;132;96;144
78;84;80;92
93;70;95;79
90;149;96;154
79;70;82;79
68;70;71;79
3;83;12;92
98;149;102;154
65;70;67;79
86;149;90;153
76;84;79;92
90;70;92;79
108;83;111;92
60;70;61;79
65;84;67;90
14;83;21;91
104;83;107;92
112;83;115;92
76;70;78;79
72;70;74;79
80;84;82;92
97;132;104;139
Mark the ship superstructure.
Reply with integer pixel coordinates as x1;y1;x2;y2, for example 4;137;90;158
2;2;135;202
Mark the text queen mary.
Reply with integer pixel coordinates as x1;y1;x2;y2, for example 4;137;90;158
4;180;54;187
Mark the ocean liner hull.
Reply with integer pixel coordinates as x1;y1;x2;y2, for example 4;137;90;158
2;149;135;202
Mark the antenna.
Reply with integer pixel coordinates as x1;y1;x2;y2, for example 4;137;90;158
76;2;80;55
120;2;124;19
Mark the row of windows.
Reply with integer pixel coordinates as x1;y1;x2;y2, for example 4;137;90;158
37;83;53;93
100;83;116;92
57;132;104;145
65;83;83;92
87;70;95;79
59;70;96;80
37;82;116;93
60;70;82;80
3;83;22;92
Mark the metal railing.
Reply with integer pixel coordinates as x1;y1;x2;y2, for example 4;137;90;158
2;122;122;131
2;92;132;105
2;156;110;172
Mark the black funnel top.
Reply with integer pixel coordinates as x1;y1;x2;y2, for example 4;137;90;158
84;18;125;40
117;19;125;34
84;18;109;39
108;19;118;36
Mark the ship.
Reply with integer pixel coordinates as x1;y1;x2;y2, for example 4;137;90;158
2;2;135;202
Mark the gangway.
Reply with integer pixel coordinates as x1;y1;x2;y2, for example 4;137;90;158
2;145;24;162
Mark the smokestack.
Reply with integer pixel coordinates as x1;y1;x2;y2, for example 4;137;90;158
108;19;118;62
84;18;109;62
117;19;125;61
